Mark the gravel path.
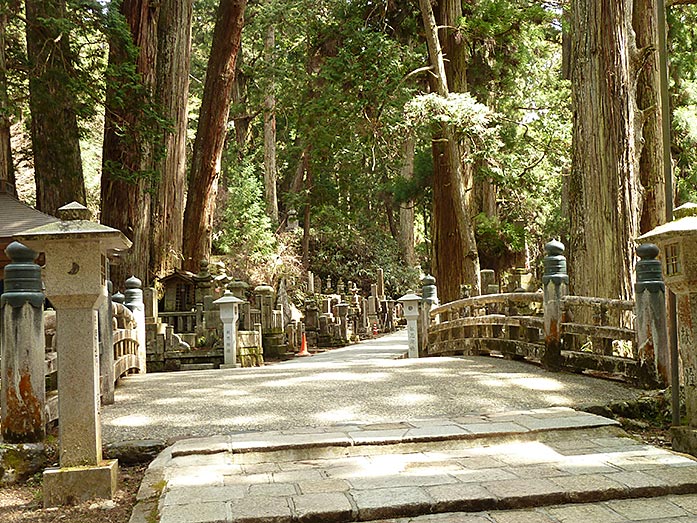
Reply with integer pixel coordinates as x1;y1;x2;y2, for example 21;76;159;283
101;330;644;444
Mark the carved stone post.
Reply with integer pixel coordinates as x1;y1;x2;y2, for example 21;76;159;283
124;276;146;374
399;293;421;358
99;279;115;405
420;275;438;355
1;241;45;443
16;202;131;506
542;240;568;370
635;244;669;386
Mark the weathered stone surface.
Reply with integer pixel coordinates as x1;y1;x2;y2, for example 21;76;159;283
291;492;353;522
43;459;118;508
104;439;166;464
0;442;47;485
228;496;293;522
350;486;433;520
159;501;228;523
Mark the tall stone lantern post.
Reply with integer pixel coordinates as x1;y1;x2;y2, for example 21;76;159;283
214;290;244;368
398;293;421;358
638;202;697;454
15;202;131;506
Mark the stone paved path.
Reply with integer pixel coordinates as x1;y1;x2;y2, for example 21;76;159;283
130;410;697;523
104;330;643;444
118;331;694;522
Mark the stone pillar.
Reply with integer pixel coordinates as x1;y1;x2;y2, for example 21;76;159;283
15;201;130;506
481;269;498;295
335;303;349;342
542;240;568;371
99;280;115;405
399;293;421;358
1;241;45;443
124;276;147;374
635;244;669;386
254;285;275;332
377;268;385;300
214;291;243;368
229;280;249;329
420;275;439;355
307;271;314;294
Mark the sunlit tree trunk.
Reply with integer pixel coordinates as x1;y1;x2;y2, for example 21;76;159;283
102;0;159;287
0;7;13;190
263;20;278;223
150;0;193;280
398;135;416;266
419;0;481;302
568;0;641;300
182;0;246;271
26;0;85;214
634;0;667;232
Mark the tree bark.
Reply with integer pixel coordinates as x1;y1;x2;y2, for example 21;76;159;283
182;0;246;272
633;0;667;233
419;0;481;301
0;8;13;190
26;0;85;214
263;21;278;223
150;0;193;280
102;0;159;287
568;0;641;300
398;135;416;266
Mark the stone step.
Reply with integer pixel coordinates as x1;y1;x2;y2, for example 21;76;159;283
179;363;216;371
131;409;697;523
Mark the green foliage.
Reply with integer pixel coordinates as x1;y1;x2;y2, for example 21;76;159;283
214;161;277;262
669;5;697;204
309;205;420;297
475;213;526;257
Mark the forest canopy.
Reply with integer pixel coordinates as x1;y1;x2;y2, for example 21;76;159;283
3;0;696;301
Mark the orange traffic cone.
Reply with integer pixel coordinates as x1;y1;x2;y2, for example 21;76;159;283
297;333;311;357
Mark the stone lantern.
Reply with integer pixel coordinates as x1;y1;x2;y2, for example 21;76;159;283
214;290;244;368
638;202;697;453
398;293;421;358
15;202;131;506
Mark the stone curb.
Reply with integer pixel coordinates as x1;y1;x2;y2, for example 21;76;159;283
167;408;618;460
129;410;696;523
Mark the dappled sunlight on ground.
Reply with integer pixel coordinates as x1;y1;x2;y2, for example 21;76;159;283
101;331;642;442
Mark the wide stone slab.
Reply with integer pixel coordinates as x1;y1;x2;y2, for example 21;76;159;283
130;413;697;523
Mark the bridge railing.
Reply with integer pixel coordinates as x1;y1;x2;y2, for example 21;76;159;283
429;292;545;360
425;241;668;389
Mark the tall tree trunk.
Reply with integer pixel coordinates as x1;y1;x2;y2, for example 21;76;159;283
633;0;667;233
301;148;312;270
102;0;159;287
26;0;85;214
398;135;416;266
568;0;641;300
150;0;193;280
0;7;14;190
182;0;246;272
263;21;278;223
419;0;481;301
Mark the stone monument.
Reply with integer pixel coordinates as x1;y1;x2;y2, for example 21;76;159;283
16;202;131;506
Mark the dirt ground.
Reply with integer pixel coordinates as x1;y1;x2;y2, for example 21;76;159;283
0;419;673;523
0;463;146;523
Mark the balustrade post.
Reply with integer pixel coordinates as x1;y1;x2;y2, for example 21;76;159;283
635;244;669;387
542;240;568;370
1;241;46;443
99;280;115;405
420;275;438;355
124;276;146;374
